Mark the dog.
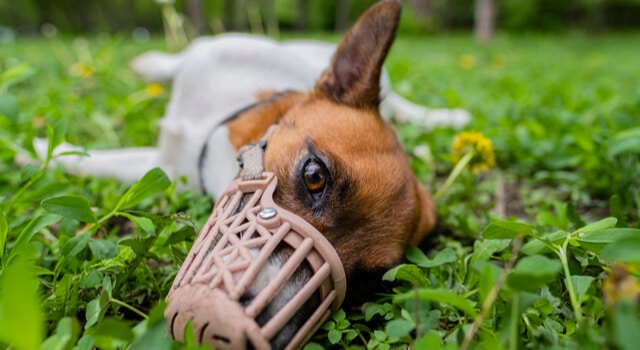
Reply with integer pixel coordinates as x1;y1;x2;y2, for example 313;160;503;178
27;0;468;347
29;14;469;197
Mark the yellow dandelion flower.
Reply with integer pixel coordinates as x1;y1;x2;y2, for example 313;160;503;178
433;131;495;201
145;83;164;97
451;131;496;174
603;264;639;308
490;54;507;68
70;62;93;78
458;54;476;69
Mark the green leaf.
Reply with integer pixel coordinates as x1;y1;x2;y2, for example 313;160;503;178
19;181;70;204
332;309;346;322
102;276;114;298
328;329;342;344
114;168;170;211
42;195;97;223
61;231;91;259
364;303;393;321
521;230;567;255
75;335;95;350
82;270;104;289
88;239;119;260
303;343;325;350
147;301;168;327
129;318;172;350
610;300;640;350
0;62;35;90
164;225;195;246
0;210;7;258
570;275;595;302
482;221;533;239
47;118;69;155
507;255;562;292
20;163;40;183
471;239;511;261
395;289;477;318
117;212;156;237
566;202;586;228
609;127;640;156
40;317;81;350
86;318;135;344
414;331;443;350
385;319;415;339
609;195;628;227
0;255;43;350
85;293;108;329
473;261;503;306
577;228;640;253
12;214;61;257
571;125;594;152
601;235;640;264
0;94;19;121
383;264;430;287
406;247;457;268
575;217;617;234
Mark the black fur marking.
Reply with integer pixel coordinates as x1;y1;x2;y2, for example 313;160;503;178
197;90;299;193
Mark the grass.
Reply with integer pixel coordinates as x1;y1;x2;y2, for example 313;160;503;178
1;32;640;349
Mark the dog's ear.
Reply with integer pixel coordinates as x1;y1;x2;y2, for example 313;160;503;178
316;0;401;109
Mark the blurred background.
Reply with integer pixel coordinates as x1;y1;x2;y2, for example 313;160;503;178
1;0;639;46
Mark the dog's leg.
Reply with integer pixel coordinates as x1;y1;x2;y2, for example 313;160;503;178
29;138;161;183
380;92;471;129
129;51;184;84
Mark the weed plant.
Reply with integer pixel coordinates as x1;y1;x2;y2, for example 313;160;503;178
1;33;639;349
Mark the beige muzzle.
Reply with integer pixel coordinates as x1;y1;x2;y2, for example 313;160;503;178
165;161;346;349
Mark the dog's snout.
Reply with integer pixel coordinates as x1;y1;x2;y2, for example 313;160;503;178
166;174;346;349
166;284;271;349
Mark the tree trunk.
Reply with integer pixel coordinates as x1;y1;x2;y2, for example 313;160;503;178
408;0;433;20
296;0;309;31
335;0;352;32
187;0;205;35
408;0;434;30
475;0;496;43
264;0;279;37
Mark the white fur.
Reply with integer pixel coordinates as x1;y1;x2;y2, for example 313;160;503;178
26;33;470;199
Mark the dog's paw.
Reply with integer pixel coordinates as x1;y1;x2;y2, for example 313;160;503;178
382;92;471;129
129;51;181;83
422;108;472;129
15;138;86;168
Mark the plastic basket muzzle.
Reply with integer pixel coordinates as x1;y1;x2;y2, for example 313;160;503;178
165;172;346;349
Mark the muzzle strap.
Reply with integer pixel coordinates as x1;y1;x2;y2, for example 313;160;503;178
238;124;277;181
238;140;266;181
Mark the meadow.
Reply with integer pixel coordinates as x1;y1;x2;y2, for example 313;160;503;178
1;32;639;349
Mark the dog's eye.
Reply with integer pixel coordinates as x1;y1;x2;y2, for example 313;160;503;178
303;159;327;196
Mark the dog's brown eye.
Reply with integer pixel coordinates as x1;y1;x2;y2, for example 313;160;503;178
303;159;327;194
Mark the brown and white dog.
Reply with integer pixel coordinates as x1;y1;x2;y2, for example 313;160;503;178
29;0;466;347
30;5;469;196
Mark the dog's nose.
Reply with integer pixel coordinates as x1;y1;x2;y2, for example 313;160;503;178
166;284;271;350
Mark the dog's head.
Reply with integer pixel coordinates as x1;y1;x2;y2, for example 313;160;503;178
229;0;436;276
167;1;437;348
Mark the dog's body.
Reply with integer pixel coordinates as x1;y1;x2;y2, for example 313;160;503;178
30;1;467;347
34;30;469;198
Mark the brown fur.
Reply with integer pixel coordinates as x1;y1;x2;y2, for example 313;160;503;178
226;92;307;149
229;0;436;301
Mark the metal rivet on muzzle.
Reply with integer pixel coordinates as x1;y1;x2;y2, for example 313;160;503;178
259;207;277;219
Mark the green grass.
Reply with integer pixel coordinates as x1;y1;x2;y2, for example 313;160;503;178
1;32;640;350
